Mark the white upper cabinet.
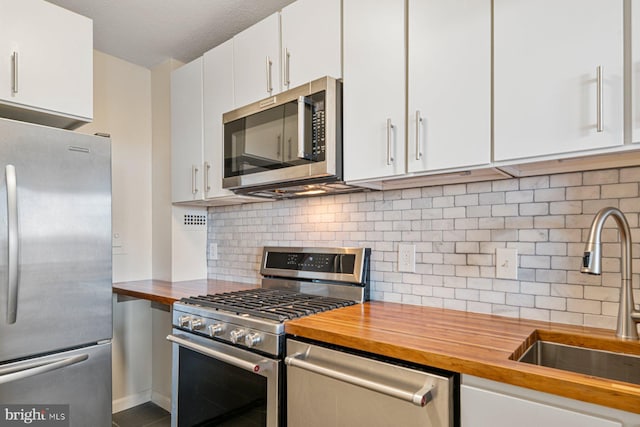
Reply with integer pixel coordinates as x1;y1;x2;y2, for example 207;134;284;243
632;0;640;143
0;0;93;128
203;39;235;200
344;0;490;183
494;0;624;162
280;0;342;90
407;0;491;173
233;0;342;108
233;13;280;108
343;0;406;182
171;57;204;203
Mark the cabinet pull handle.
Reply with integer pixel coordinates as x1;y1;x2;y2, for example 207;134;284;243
386;118;395;165
5;165;18;324
596;65;603;133
191;165;199;195
285;351;434;407
284;49;291;88
11;52;18;94
266;56;273;94
415;110;423;160
204;161;211;194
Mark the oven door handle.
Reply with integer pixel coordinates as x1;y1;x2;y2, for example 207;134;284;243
167;334;272;374
285;351;434;407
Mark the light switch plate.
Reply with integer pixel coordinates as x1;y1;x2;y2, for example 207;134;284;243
496;247;518;279
398;243;416;272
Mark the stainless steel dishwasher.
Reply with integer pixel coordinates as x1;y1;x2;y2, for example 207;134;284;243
285;338;457;427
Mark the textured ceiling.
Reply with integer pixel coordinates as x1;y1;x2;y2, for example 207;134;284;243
46;0;295;69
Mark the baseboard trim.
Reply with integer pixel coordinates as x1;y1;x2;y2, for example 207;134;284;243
151;391;171;413
112;390;152;414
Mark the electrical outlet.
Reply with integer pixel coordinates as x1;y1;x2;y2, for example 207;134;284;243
496;248;518;279
209;243;218;260
398;244;416;272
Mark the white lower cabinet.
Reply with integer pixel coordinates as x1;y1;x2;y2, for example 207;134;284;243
461;375;639;427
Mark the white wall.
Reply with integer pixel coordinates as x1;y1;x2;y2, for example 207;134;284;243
77;50;154;412
150;59;183;411
151;59;181;281
79;50;153;282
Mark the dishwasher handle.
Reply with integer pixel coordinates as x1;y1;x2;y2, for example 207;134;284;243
285;351;434;407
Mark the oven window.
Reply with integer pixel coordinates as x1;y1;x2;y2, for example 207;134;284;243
178;347;267;426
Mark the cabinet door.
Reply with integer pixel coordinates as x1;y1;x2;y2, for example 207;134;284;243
233;13;280;108
171;57;204;203
281;0;342;90
0;0;92;122
461;385;622;427
343;0;405;182
203;40;236;199
632;0;640;143
407;0;490;173
494;0;623;161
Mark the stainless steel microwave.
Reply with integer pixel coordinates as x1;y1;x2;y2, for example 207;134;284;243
223;76;355;198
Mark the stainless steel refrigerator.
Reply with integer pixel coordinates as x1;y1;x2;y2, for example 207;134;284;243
0;118;112;426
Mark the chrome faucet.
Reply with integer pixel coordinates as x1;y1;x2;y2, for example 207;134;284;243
581;207;640;340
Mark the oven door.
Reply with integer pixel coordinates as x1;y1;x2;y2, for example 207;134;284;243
168;330;280;427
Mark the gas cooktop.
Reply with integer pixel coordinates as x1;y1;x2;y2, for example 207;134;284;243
172;246;371;357
179;288;356;322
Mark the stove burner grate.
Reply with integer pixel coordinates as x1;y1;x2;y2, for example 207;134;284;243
180;288;355;322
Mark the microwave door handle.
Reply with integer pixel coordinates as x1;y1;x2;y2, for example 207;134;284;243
297;96;312;159
5;165;18;324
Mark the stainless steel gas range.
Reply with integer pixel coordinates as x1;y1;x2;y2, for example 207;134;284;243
167;246;371;427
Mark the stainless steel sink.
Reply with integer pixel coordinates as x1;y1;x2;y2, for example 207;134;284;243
518;340;640;385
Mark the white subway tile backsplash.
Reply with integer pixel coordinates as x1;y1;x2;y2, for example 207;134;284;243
207;167;640;333
521;176;550;190
619;167;640;182
550;172;582;188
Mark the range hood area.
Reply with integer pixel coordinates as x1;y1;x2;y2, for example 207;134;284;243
234;179;366;199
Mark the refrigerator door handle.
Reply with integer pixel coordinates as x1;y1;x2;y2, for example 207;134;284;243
5;164;18;324
0;353;89;385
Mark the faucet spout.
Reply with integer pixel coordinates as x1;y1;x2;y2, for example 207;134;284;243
581;207;640;340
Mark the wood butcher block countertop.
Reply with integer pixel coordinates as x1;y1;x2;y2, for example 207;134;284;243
112;279;258;305
285;301;640;414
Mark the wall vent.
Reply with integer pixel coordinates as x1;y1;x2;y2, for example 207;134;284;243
183;212;207;231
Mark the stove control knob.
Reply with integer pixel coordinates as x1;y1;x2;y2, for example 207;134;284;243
244;332;262;348
208;323;224;337
178;315;191;328
190;318;204;331
229;329;246;344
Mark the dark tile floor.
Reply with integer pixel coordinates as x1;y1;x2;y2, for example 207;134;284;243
112;402;170;427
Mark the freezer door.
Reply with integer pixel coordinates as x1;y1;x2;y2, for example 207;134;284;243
0;342;112;427
0;118;112;361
